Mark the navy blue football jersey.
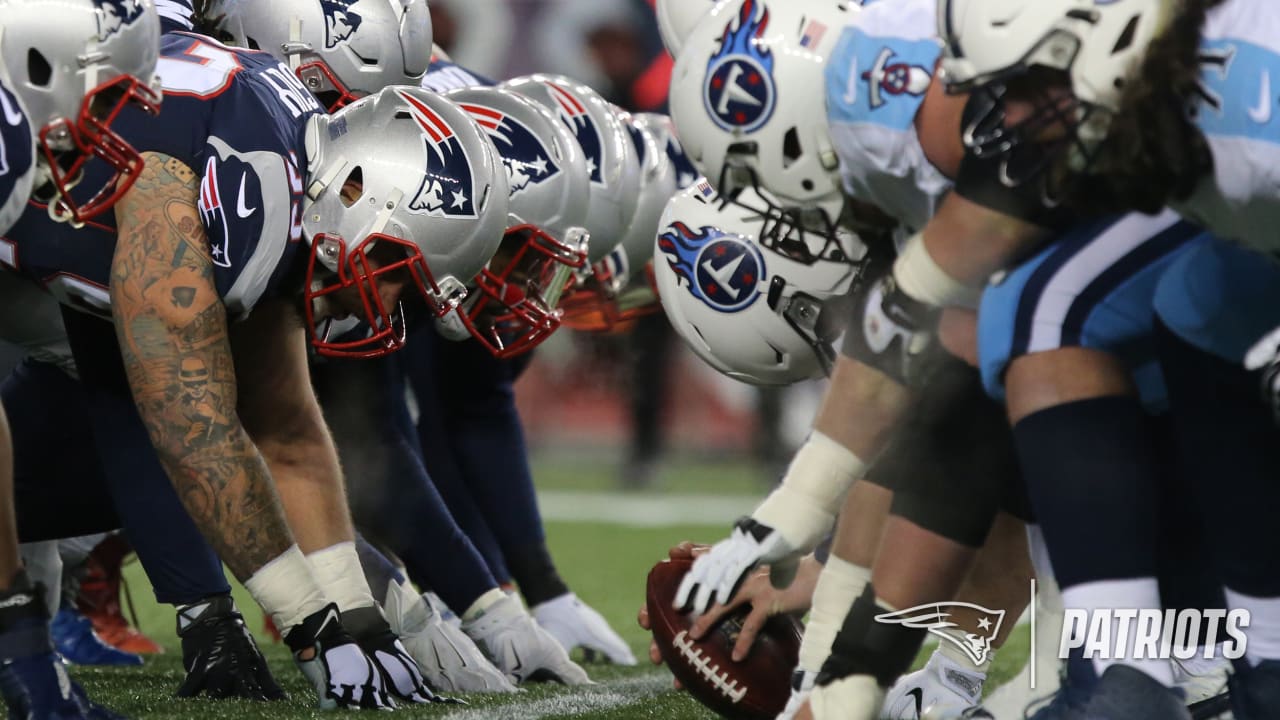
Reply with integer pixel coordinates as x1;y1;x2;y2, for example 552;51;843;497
0;78;35;237
420;59;495;92
156;0;195;33
1;32;323;322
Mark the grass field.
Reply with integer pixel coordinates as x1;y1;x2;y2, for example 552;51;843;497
71;457;1031;718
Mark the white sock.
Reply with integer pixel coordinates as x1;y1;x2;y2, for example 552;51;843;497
799;555;870;673
1062;577;1174;685
244;545;329;634
306;541;376;612
1225;588;1280;666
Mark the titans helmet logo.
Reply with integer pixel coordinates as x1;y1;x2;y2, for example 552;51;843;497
94;0;146;39
320;0;363;49
399;91;477;218
862;47;932;109
460;103;561;199
545;81;604;185
658;221;766;313
703;0;776;134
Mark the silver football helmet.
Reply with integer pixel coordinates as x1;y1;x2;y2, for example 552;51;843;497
0;73;36;236
502;74;640;264
0;0;162;224
442;85;591;358
204;0;433;112
302;86;509;358
560;109;678;333
654;179;859;385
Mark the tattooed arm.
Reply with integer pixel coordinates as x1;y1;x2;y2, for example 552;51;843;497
231;299;355;553
110;151;295;581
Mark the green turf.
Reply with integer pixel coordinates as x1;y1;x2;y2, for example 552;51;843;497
74;520;1030;718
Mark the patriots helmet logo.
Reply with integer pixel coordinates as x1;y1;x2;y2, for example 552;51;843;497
544;81;604;185
658;221;766;313
875;603;1006;666
460;103;560;199
703;0;776;133
624;122;648;166
400;91;477;218
94;0;146;39
320;0;363;49
862;47;932;109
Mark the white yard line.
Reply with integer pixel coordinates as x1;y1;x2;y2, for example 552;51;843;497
537;490;759;527
440;673;672;720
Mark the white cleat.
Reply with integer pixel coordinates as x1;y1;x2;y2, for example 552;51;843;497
883;651;984;719
383;581;517;694
461;593;592;686
532;593;637;666
808;674;886;720
1173;654;1232;718
777;669;816;720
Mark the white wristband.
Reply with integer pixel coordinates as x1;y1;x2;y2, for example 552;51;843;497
307;541;377;613
245;544;330;634
799;555;871;673
754;431;865;546
892;231;983;310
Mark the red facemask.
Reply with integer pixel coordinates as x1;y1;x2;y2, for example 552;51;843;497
305;233;452;358
42;74;162;224
559;259;662;333
452;225;587;358
296;61;359;113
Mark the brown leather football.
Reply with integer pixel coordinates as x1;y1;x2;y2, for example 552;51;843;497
646;556;803;720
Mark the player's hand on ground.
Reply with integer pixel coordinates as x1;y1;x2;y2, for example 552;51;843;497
384;583;516;693
342;605;443;704
688;554;820;662
675;517;803;615
534;593;637;665
175;595;285;700
285;604;394;710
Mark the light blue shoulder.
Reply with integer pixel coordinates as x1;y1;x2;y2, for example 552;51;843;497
824;26;940;131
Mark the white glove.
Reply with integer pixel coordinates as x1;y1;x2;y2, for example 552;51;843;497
461;593;592;686
1245;324;1280;424
532;593;637;666
341;605;441;704
674;516;803;616
384;581;517;693
285;604;394;710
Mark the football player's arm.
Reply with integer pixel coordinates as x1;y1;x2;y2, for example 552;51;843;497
231;299;355;553
110;151;293;581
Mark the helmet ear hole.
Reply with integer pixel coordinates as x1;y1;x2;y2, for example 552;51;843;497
340;167;364;207
27;48;52;87
1111;15;1139;54
782;126;802;168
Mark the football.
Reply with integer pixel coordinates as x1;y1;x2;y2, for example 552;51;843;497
645;557;803;720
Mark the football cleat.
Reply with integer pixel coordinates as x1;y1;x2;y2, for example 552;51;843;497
51;607;142;667
461;593;591;686
777;669;816;720
284;604;394;710
1227;659;1280;720
885;651;984;719
77;535;163;655
176;595;284;701
384;581;515;694
532;593;636;666
1171;655;1231;719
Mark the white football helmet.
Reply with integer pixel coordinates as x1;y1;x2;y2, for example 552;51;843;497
502;74;640;264
302;86;509;358
205;0;432;112
670;0;858;231
0;0;162;224
656;0;719;57
442;85;591;358
654;179;860;385
938;0;1172;174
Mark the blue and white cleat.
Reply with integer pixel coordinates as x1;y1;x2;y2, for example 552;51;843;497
52;608;143;667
